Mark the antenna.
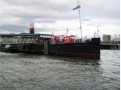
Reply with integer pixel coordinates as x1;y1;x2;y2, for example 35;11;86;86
97;25;99;37
96;24;100;37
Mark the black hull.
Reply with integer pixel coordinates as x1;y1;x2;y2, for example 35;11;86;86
49;38;100;59
17;43;44;54
0;38;100;59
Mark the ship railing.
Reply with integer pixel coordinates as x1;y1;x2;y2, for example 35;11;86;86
0;36;51;44
74;39;91;43
50;38;91;44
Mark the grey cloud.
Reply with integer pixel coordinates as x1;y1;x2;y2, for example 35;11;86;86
0;23;68;34
0;0;120;34
0;24;55;34
2;0;119;21
81;0;120;19
3;0;73;11
0;24;28;33
1;0;76;25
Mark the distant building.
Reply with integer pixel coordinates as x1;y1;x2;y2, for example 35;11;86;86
103;34;111;42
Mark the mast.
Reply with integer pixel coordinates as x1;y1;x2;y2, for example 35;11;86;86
66;28;69;36
77;0;82;38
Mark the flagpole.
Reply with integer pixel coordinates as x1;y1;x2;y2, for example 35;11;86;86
77;0;82;39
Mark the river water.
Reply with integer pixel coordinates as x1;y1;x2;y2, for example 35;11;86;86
0;50;120;90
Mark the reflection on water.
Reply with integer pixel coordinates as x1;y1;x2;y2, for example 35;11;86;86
0;50;120;90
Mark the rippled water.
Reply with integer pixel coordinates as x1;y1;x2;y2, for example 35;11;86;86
0;50;120;90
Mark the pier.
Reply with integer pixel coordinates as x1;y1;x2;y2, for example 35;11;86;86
101;42;120;50
0;33;53;53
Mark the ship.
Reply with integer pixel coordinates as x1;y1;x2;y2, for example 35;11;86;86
49;36;100;59
0;23;100;59
0;1;101;59
48;1;100;59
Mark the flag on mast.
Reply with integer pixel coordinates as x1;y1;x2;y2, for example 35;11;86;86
73;5;80;10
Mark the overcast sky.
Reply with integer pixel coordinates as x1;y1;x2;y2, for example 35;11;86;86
0;0;120;38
